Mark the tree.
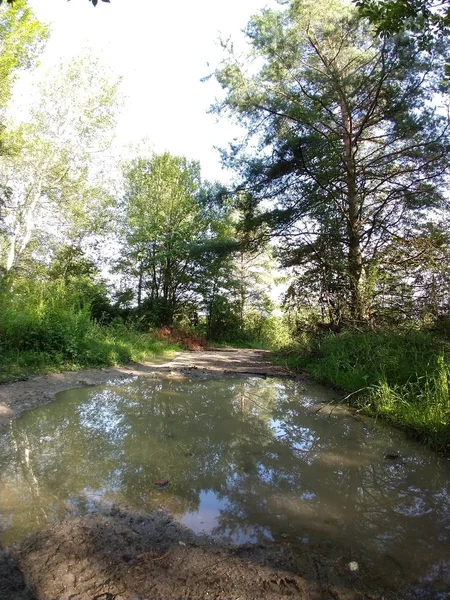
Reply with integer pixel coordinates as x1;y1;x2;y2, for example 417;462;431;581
0;55;121;274
0;0;47;112
191;184;240;337
117;153;207;326
0;0;47;273
355;0;450;46
212;0;449;323
371;222;450;323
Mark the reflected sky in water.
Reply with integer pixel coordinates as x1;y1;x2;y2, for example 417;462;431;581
0;375;449;594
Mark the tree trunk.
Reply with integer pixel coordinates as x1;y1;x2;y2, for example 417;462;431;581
340;97;368;322
137;259;144;312
6;186;41;272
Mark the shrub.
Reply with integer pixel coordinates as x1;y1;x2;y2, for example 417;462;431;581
0;281;178;382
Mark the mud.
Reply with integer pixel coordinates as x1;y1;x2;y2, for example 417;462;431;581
1;507;401;600
0;349;298;429
0;351;439;600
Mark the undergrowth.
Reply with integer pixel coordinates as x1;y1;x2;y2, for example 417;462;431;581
273;330;450;453
0;282;178;383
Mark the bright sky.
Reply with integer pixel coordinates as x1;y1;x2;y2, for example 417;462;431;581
21;0;272;183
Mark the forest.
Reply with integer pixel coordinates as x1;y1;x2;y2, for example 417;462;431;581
0;0;449;452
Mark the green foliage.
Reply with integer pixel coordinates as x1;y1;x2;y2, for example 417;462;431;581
48;245;119;324
203;295;241;342
0;0;48;110
305;330;443;388
355;0;450;47
0;54;121;274
366;357;449;450
0;281;178;383
244;312;292;350
275;329;450;451
205;301;292;350
213;0;449;323
117;153;207;326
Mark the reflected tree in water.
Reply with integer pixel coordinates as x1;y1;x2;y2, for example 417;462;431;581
0;376;449;584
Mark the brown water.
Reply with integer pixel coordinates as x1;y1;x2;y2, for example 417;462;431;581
0;376;449;595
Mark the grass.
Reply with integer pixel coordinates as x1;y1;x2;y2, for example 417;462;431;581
273;329;450;453
0;283;179;383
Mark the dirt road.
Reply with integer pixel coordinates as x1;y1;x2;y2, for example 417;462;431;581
0;349;296;428
0;351;406;600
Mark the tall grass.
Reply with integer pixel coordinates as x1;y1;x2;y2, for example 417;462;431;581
0;282;178;383
274;330;450;453
366;355;450;450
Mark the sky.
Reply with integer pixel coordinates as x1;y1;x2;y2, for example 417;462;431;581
20;0;273;183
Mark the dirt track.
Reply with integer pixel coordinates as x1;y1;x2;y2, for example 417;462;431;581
1;507;404;600
0;351;415;600
0;349;297;429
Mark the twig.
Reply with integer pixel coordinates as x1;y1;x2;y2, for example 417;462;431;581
315;387;367;416
149;551;171;562
342;387;368;401
314;398;339;414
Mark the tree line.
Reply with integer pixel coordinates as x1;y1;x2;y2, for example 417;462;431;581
1;0;450;351
0;0;284;351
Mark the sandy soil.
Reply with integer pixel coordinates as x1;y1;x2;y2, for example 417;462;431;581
0;351;415;600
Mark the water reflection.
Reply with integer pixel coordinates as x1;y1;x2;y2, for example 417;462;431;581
0;376;449;593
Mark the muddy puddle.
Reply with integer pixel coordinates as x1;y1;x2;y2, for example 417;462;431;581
0;375;449;596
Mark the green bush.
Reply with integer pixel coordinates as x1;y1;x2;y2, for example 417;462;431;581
0;281;178;382
244;312;292;350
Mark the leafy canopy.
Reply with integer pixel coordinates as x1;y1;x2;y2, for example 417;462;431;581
212;0;450;322
0;0;48;110
355;0;450;46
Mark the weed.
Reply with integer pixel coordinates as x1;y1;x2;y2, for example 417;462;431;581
0;283;178;383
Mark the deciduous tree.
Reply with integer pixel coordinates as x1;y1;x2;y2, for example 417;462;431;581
117;153;207;326
0;55;121;274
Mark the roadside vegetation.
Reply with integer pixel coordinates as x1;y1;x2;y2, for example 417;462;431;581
274;328;450;452
0;280;179;383
0;0;449;453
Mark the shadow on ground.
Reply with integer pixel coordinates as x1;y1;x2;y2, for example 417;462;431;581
0;545;36;600
2;507;415;600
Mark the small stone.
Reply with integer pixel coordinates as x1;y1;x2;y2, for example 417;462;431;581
178;541;186;546
62;572;76;587
348;561;359;572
